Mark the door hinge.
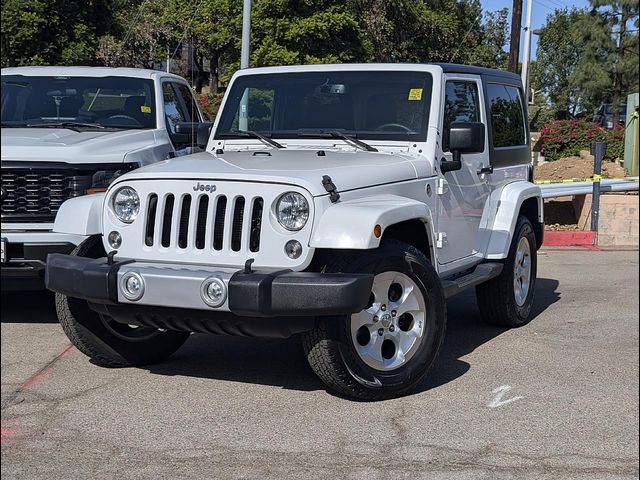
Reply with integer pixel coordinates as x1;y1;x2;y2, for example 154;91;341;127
437;178;448;195
436;232;447;249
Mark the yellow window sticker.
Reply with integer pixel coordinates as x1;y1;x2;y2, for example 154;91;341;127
408;88;423;101
140;105;152;113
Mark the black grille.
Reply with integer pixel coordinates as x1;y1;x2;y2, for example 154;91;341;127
1;164;133;223
1;170;79;223
143;193;264;252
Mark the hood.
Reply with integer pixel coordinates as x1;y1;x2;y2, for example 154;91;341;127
113;148;422;197
0;128;157;163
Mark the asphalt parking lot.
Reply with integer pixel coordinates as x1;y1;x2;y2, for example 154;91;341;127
1;249;638;479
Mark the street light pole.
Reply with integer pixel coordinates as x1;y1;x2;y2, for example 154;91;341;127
239;0;252;131
240;0;252;69
521;0;534;99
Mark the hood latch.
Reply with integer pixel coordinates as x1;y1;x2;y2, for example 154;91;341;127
322;175;340;203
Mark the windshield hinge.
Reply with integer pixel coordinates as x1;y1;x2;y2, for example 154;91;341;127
322;175;340;203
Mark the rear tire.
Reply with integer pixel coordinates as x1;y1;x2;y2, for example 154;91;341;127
55;235;188;367
476;215;537;327
302;240;446;400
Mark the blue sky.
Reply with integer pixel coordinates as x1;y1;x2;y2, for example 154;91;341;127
481;0;592;59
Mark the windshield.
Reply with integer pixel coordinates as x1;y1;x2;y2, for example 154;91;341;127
1;75;156;129
215;71;433;142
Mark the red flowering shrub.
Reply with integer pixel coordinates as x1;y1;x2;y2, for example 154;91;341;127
198;92;225;121
540;120;625;161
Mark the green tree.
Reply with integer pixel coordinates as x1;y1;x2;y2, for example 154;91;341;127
534;8;589;116
574;0;639;124
96;0;172;69
1;0;117;67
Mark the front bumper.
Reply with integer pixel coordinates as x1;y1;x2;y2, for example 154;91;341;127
45;254;373;318
1;239;78;290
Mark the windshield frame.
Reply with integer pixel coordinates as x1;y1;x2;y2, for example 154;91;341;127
1;74;157;130
214;70;434;143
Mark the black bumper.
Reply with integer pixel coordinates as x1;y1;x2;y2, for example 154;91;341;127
45;254;374;317
2;242;76;291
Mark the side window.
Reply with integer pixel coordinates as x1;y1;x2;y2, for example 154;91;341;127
443;81;480;151
162;82;188;133
487;84;526;147
174;83;201;122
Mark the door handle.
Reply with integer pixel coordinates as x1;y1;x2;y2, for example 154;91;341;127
477;165;493;175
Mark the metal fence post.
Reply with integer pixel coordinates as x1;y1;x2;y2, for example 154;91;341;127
590;141;607;233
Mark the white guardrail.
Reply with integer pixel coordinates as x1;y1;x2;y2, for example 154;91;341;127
538;177;639;199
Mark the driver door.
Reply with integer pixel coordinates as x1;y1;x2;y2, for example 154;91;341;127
436;76;492;265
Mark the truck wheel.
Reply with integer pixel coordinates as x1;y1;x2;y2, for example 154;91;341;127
55;235;188;367
476;215;537;327
302;240;446;400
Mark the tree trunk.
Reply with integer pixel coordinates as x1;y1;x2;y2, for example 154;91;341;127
208;52;219;94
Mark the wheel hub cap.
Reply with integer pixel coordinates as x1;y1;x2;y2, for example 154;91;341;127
513;236;532;307
351;271;427;371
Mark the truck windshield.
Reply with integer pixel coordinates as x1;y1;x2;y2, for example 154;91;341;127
215;71;433;142
1;75;156;129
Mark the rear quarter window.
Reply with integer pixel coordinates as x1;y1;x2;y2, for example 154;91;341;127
487;84;526;148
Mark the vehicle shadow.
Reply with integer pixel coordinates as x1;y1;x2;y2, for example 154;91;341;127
1;291;59;323
146;277;561;397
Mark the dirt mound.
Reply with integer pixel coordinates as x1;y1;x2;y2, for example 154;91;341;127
535;150;627;182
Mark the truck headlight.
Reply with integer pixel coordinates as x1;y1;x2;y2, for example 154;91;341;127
276;192;309;231
112;187;140;223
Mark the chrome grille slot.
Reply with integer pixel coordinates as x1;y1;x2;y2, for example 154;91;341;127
231;197;245;252
145;194;158;247
213;196;227;251
249;198;264;253
195;196;209;250
161;194;175;248
178;195;192;249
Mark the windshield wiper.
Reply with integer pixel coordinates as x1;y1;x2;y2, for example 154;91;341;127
220;130;285;149
296;130;378;152
25;121;106;130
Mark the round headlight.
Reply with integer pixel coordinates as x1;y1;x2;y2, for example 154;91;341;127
112;187;140;223
276;192;309;231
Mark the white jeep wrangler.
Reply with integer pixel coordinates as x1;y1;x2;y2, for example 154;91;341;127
46;64;543;400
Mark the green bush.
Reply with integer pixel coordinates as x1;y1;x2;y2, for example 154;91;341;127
198;92;225;121
540;120;625;161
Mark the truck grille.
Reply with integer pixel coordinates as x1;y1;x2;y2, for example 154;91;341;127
143;193;264;253
1;170;78;223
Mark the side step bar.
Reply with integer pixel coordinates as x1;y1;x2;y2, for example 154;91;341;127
441;263;503;299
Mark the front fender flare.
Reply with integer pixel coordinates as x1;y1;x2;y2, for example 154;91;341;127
485;182;543;259
310;195;432;249
53;193;105;236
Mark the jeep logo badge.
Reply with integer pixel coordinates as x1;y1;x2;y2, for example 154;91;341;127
193;182;216;192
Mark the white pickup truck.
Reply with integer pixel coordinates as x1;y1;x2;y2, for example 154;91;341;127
46;63;544;400
1;66;205;290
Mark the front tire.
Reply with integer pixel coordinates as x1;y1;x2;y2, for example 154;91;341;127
302;240;447;400
476;215;537;327
55;235;188;367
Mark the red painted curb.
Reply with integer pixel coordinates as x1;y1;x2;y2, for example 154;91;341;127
543;231;597;247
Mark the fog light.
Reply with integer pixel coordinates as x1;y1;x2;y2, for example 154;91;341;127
121;272;144;301
201;276;227;308
284;240;303;259
108;231;122;249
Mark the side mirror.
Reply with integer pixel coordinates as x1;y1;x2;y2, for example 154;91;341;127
441;122;485;173
174;122;213;149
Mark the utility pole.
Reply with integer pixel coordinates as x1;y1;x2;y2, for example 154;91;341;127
521;0;533;97
240;0;252;69
239;0;252;131
508;0;523;73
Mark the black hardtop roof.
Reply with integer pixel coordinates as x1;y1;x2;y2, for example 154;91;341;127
431;63;522;83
